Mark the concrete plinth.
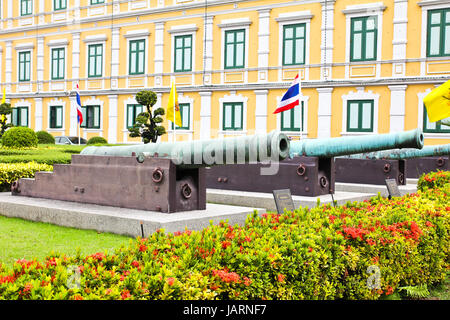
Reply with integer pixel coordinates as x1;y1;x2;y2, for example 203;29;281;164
335;182;417;197
0;193;264;238
207;189;377;212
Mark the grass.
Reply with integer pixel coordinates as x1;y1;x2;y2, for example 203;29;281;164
0;215;132;268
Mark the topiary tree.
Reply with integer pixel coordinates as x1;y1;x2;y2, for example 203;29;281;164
0;102;13;139
36;130;55;144
128;90;166;144
1;127;38;148
87;136;108;145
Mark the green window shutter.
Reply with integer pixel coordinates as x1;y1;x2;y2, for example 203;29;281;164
129;39;146;75
346;100;374;132
174;35;193;72
223;102;244;131
126;104;144;129
172;103;190;130
427;9;450;57
51;48;65;80
49;106;63;129
224;29;245;69
21;0;32;16
282;24;306;66
423;105;450;133
88;44;103;78
350;16;378;62
12;107;29;127
90;0;104;4
280;102;304;132
19;51;31;82
54;0;67;11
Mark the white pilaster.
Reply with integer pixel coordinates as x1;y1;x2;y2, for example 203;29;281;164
203;16;214;85
254;90;268;134
320;0;335;80
72;32;81;88
111;27;120;89
5;41;12;92
7;0;12;28
392;0;408;77
199;91;212;140
154;22;165;87
389;85;408;133
34;98;43;131
108;95;118;144
69;96;78;136
37;37;44;92
257;8;271;83
317;87;334;138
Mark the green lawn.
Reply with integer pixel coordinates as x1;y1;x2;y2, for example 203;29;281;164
0;215;132;268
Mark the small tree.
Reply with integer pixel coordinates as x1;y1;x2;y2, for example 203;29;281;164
128;90;166;144
0;102;13;139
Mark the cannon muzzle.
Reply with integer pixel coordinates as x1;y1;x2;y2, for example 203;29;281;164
289;128;424;158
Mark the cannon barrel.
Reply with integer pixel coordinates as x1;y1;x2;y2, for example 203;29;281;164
345;143;450;160
80;131;290;168
289;128;424;158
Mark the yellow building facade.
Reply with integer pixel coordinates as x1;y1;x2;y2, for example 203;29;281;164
0;0;449;145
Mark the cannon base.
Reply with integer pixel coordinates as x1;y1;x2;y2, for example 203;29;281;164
405;156;449;178
11;155;206;213
205;156;335;197
335;158;406;185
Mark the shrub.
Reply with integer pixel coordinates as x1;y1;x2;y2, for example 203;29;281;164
1;127;38;149
87;137;108;145
0;162;53;192
0;180;448;300
36;131;55;145
417;170;450;192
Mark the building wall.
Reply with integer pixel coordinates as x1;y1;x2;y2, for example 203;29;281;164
0;0;449;145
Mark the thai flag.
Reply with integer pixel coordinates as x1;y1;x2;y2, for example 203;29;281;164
273;74;300;114
75;84;83;124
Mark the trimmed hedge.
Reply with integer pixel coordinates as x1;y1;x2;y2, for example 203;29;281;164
36;131;55;144
87;137;108;145
0;171;448;300
0;162;53;192
0;145;85;165
1;127;38;149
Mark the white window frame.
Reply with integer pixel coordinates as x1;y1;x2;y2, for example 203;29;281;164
12;99;31;128
81;97;104;136
15;43;34;92
47;40;69;91
124;29;150;87
341;87;380;135
343;2;386;79
218;18;252;84
275;10;313;82
218;91;248;137
417;87;450;139
168;24;198;81
275;94;309;137
47;98;66;132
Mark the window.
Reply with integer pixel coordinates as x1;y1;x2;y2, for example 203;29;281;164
12;107;29;127
350;16;378;62
174;35;192;72
129;39;146;75
54;0;66;11
126;104;144;128
49;106;63;129
18;51;31;82
80;105;100;129
346;100;374;132
90;0;104;4
51;48;65;80
171;103;190;130
223;102;243;131
280;102;304;132
224;29;245;69
427;8;450;57
88;44;103;78
423;105;450;133
20;0;32;16
282;24;306;66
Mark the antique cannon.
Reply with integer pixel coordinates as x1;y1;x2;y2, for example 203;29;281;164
206;129;424;196
12;131;289;213
343;143;450;179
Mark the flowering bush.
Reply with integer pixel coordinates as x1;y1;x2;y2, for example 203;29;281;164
417;170;450;192
0;162;53;192
0;174;448;300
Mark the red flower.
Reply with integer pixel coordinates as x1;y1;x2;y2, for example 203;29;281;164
74;294;84;300
139;244;148;252
277;274;285;283
221;241;231;249
167;277;175;286
131;260;140;268
308;247;314;252
121;290;131;300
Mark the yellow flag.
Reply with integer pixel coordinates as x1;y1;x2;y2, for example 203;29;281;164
423;79;450;122
167;81;182;128
1;88;5;104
